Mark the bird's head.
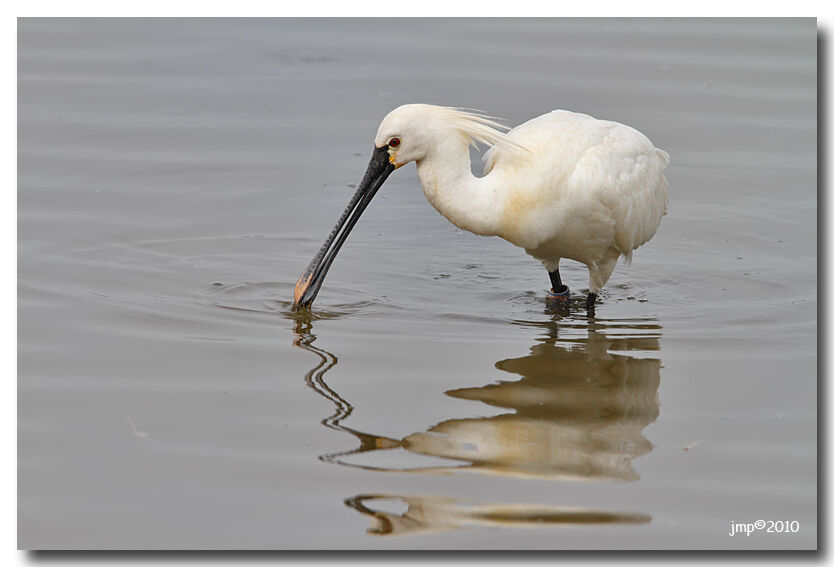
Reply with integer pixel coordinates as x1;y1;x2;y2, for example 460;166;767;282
373;104;437;167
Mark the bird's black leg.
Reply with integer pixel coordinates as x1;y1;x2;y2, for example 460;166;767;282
548;269;567;294
586;292;597;315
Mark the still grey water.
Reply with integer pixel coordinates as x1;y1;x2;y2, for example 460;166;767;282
18;18;817;549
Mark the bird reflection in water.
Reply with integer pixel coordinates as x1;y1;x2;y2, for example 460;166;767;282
433;318;661;481
290;311;661;535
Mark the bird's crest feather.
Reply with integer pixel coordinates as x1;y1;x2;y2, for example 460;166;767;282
436;107;530;162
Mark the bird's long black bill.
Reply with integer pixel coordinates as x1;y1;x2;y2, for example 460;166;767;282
293;145;395;309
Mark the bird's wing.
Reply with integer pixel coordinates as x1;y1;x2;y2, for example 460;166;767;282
568;121;669;257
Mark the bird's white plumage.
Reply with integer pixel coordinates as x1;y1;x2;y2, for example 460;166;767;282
375;104;669;295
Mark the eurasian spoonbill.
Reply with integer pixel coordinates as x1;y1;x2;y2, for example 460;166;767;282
293;104;669;314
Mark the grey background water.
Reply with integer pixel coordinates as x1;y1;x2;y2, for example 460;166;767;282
18;18;817;549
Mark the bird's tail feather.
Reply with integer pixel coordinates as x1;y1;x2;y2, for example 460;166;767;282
656;149;670;169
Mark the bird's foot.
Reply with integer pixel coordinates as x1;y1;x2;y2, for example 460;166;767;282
586;292;597;317
546;285;571;306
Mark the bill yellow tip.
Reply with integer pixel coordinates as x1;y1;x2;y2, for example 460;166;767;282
293;271;314;307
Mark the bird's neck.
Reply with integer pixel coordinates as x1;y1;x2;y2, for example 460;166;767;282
415;137;501;237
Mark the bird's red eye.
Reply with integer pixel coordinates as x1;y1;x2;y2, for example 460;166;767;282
389;138;401;148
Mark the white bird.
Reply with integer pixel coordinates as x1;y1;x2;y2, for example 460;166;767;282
293;104;669;313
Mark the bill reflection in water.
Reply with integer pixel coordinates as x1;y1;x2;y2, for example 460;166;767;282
345;494;650;537
291;314;662;535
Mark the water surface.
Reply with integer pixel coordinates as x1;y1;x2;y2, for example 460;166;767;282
18;18;816;549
